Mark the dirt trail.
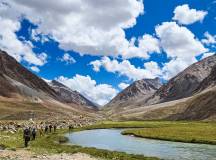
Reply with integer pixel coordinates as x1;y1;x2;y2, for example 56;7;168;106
0;149;101;160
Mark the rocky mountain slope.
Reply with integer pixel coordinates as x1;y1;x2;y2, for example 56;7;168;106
109;86;216;121
0;50;99;120
104;54;216;121
148;55;216;104
49;80;98;110
195;65;216;92
105;78;162;109
0;50;58;99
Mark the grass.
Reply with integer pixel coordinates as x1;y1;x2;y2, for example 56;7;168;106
1;120;216;160
121;121;216;145
0;125;159;160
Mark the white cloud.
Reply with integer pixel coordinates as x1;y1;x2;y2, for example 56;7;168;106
56;74;118;105
201;52;215;59
173;4;207;25
118;82;130;90
30;66;40;72
0;16;48;66
31;29;49;43
58;53;76;64
155;22;207;79
201;32;216;46
122;34;161;59
0;0;156;59
90;57;162;80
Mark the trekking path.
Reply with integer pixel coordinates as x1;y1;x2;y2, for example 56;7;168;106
0;149;102;160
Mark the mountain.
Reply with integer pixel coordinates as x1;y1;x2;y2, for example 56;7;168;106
195;65;216;92
167;87;216;121
0;50;58;99
49;80;98;110
103;55;216;121
105;78;162;109
147;55;216;104
0;50;99;120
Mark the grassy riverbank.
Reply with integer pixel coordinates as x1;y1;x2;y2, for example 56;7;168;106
1;121;216;160
0;125;158;160
121;121;216;145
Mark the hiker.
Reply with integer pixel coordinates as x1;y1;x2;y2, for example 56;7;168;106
45;125;48;134
23;128;31;147
69;125;73;132
32;128;36;140
39;126;44;136
49;124;53;133
54;124;57;132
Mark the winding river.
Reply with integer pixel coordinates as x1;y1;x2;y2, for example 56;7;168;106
66;129;216;160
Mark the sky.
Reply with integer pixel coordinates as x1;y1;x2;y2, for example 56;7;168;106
0;0;216;105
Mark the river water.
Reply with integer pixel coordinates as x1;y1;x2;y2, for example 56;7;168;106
66;129;216;160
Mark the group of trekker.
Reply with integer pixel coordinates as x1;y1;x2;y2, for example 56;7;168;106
23;124;57;147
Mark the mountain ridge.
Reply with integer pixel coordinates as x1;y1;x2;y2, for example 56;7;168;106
105;77;162;108
103;54;216;121
49;80;99;110
0;50;99;120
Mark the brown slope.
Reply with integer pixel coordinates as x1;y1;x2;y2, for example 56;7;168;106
148;54;216;104
105;78;162;109
49;80;99;110
166;88;216;120
195;65;216;92
0;50;58;99
0;50;100;120
0;73;16;97
108;87;216;121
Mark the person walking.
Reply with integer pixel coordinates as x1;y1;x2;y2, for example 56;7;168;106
39;126;44;136
54;124;57;132
45;125;48;134
49;124;53;133
32;128;36;140
23;128;31;147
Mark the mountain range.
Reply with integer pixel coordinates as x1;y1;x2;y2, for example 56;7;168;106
0;50;98;120
103;54;216;121
0;49;215;121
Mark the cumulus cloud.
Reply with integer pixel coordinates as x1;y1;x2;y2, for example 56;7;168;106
56;74;118;105
30;66;40;72
123;34;161;59
0;0;158;59
201;32;216;46
0;16;48;66
90;57;162;80
173;4;207;25
58;53;76;65
118;83;130;90
155;22;207;79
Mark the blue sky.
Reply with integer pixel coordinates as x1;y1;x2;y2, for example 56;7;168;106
0;0;216;105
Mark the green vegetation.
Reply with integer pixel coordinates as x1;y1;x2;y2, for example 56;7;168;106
1;121;216;160
83;120;175;129
0;127;158;160
121;121;216;145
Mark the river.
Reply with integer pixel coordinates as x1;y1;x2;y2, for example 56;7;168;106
66;129;216;160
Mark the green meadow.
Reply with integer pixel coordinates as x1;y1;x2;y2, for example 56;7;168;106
1;121;216;160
